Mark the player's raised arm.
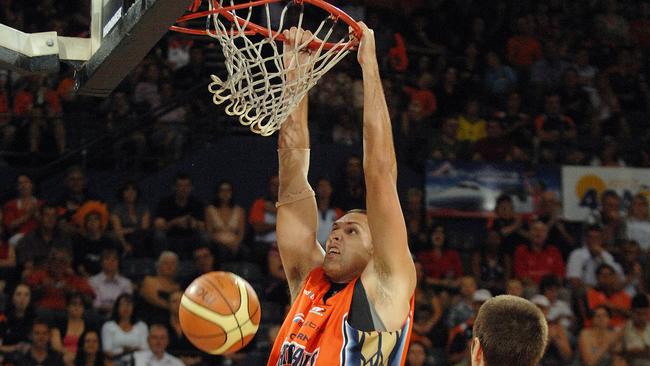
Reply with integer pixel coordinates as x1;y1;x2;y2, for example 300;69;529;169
275;28;325;302
357;22;416;291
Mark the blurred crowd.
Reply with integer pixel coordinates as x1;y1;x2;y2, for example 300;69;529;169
1;0;650;366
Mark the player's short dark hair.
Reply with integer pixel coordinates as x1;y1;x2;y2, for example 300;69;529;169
473;295;548;366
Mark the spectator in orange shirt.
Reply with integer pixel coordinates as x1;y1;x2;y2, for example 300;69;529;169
580;263;631;328
13;75;66;155
403;73;437;119
507;16;542;70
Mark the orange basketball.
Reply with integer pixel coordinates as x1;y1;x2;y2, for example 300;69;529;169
179;271;261;355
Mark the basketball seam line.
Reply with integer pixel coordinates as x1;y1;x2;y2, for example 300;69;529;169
183;303;260;337
203;276;246;348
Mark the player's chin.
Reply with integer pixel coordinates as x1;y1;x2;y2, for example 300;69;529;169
323;258;344;277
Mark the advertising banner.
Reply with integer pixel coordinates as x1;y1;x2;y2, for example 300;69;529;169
425;160;561;218
561;166;650;222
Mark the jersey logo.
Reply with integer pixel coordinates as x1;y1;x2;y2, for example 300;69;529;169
303;289;316;300
293;313;305;325
309;306;326;316
277;341;319;366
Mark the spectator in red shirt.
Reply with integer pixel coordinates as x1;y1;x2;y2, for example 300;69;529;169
3;175;42;245
514;220;565;287
403;73;437;119
472;119;512;161
13;75;66;155
387;32;408;72
25;247;94;312
416;224;464;288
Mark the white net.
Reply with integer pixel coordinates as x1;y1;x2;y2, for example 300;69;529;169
204;0;355;136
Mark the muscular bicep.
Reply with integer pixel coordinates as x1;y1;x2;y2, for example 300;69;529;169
276;199;324;301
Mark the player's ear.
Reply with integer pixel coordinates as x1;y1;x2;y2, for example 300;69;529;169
471;337;485;366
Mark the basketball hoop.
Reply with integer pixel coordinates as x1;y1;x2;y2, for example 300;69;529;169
171;0;361;136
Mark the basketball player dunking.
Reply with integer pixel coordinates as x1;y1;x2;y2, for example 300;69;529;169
266;23;416;366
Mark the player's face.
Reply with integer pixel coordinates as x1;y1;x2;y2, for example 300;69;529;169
323;212;372;283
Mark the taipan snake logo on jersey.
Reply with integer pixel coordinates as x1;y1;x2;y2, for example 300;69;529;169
277;341;320;366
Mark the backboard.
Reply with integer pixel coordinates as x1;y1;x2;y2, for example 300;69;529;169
0;0;191;96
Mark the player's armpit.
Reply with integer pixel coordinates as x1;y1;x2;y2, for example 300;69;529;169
365;171;415;287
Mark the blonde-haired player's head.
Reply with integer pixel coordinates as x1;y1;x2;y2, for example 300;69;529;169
472;295;548;366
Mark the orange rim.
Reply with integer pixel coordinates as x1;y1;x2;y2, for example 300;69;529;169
170;0;362;50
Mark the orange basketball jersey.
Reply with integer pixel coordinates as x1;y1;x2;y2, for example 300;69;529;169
267;267;414;366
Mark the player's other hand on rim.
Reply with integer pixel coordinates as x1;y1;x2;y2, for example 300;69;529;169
351;22;377;69
281;27;320;80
